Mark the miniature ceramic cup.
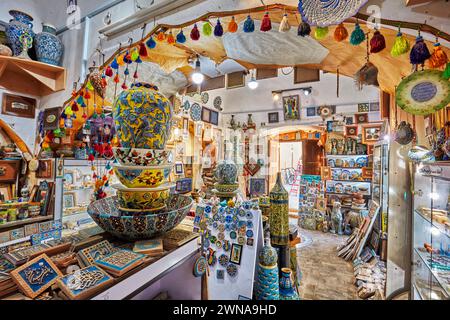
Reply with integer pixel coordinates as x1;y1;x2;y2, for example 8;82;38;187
112;182;174;210
112;147;173;166
113;164;172;188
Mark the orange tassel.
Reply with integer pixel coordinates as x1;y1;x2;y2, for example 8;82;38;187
113;73;120;83
167;32;175;45
334;23;348;42
429;42;448;69
228;16;238;33
156;31;166;41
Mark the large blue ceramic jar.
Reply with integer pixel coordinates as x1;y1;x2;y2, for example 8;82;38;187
5;10;35;56
34;24;63;66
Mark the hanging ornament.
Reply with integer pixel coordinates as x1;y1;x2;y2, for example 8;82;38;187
298;20;311;37
131;49;139;61
156;31;166;41
443;63;450;80
243;15;255;33
354;62;379;90
370;30;386;53
429;41;448;69
113;73;120;83
121;82;128;90
133;70;139;79
105;65;113;77
76;95;84;105
64;118;73;129
202;21;212;36
314;26;329;40
110;58;119;70
139;42;148;57
190;24;200;40
350;21;365;45
71;101;79;112
124;67;130;76
334;23;348;42
176;30;186;43
260;12;272;32
410;33;431;67
117;54;125;66
123;51;132;64
279;13;290;32
390;28;410;57
167;31;175;44
84;90;91;99
146;36;157;49
214;19;224;37
135;56;142;63
228;16;238;33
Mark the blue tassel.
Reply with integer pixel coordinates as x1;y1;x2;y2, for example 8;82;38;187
135;56;142;64
146;36;156;49
111;58;119;70
76;95;84;104
243;15;255;33
124;68;129;75
350;22;365;46
176;30;186;43
214;19;224;37
410;35;431;65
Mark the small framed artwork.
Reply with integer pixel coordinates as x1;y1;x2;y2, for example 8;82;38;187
283;95;300;121
369;102;380;112
362;124;382;144
210;110;219;126
345;125;358;137
362;167;373;179
357;103;370;113
320;166;331;180
306;107;316;117
201;107;211;123
249;178;266;196
43;107;62;130
2;93;36;119
355;113;369;124
216;269;224;280
315;197;327;211
230;243;243;265
36;159;53;179
268;112;279;123
194;122;203;137
175;178;192;193
63;193;76;208
345;116;354;125
174;162;184;175
0;185;12;201
63;170;76;186
182;117;189;132
367;145;374;155
326;121;334;132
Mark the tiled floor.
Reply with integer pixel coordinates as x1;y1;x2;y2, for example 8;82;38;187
296;228;359;300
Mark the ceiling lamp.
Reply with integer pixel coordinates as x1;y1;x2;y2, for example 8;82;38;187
191;56;204;84
303;87;312;96
248;70;258;90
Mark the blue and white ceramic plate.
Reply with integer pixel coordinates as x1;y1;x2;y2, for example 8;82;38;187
213;96;222;110
183;100;190;111
226;263;238;277
219;254;229;267
190;103;202;121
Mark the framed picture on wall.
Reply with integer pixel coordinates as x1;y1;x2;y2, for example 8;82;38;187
210;110;219;125
1;94;36;119
36;160;53;179
201;107;211;123
268;112;279;123
63;193;76;208
230;243;243;265
362;124;382;144
357;103;370;113
174;162;184;175
249;178;266;196
345;125;358;137
306;107;316;117
0;185;12;201
42;107;62;130
370;102;380;111
355;113;369;124
283;95;300;121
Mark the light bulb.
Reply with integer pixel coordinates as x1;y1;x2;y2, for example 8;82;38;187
248;76;258;89
273;93;280;101
192;72;204;84
383;134;390;141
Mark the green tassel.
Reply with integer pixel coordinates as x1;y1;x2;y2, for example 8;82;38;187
202;22;212;36
350;22;365;46
443;62;450;80
391;31;410;57
314;26;329;40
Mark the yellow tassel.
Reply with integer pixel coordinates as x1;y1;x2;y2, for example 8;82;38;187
117;54;124;66
429;43;448;69
334;23;348;42
390;31;410;57
279;14;290;32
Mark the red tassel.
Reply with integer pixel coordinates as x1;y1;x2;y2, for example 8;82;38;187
133;70;138;79
114;73;120;83
82;113;88;119
156;31;166;41
370;30;386;53
260;12;272;32
121;82;128;90
167;32;175;44
71;101;79;112
84;91;91;99
88;154;95;161
139;42;148;57
105;66;113;77
190;24;200;40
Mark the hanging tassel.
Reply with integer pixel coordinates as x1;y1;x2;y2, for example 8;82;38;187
314;26;329;40
370;30;386;53
133;70;138;79
71;101;79;112
84;91;91;99
279;13;290;32
131;49;139;61
124;67;129;76
123;52;132;64
334;23;348;42
350;22;365;45
391;30;410;57
111;58;119;70
443;63;450;80
190;24;200;40
135;56;142;64
139;42;148;57
243;15;255;33
410;35;431;66
228;16;238;33
167;32;175;44
146;36;156;49
202;22;212;36
117;54;125;66
298;21;311;37
214;19;224;37
429;42;448;69
105;65;113;77
121;82;128;90
260;12;272;32
156;31;166;41
176;30;186;43
113;73;120;83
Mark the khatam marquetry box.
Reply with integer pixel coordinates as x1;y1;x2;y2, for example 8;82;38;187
94;249;145;277
57;265;113;300
10;254;62;298
78;240;114;266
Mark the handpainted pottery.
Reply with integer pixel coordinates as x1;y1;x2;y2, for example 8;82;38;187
218;254;229;267
113;182;173;210
394;121;415;145
214;183;239;193
255;263;279;300
113;147;173;166
259;237;278;267
214;158;238;184
113;82;173;149
34;23;63;66
5;10;35;56
279;268;299;300
269;172;289;246
190;103;202;121
226;263;238;277
408;145;435;163
193;256;207;277
113;164;172;188
87;194;193;240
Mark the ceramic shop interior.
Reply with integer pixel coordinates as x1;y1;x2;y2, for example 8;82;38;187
0;0;449;301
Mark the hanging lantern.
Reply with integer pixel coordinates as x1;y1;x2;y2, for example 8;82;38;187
228;16;238;33
350;21;365;45
260;12;272;32
334;23;348;42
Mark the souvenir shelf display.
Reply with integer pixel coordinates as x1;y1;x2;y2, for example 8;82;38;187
411;162;450;300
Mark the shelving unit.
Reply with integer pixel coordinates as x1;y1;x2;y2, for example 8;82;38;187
0;215;52;230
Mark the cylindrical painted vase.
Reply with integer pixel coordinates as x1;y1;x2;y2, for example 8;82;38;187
255;238;279;300
279;268;299;300
269;172;289;245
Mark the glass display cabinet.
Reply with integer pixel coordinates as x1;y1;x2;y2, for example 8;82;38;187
412;162;450;300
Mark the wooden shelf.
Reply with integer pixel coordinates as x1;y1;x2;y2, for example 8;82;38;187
0;56;66;97
0;215;53;230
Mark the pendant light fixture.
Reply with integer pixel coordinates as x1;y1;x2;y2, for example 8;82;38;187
248;70;258;89
192;55;204;84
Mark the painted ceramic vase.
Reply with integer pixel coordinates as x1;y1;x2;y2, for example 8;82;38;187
279;268;299;300
214;158;238;184
113;147;173;166
255;238;279;300
34;23;63;66
408;145;435;163
113;164;172;188
112;182;173;210
5;10;35;56
113;82;173;149
394;121;414;145
269;172;289;245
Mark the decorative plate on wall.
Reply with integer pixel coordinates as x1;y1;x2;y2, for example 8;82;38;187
190;103;202;121
183;100;190;111
201;92;209;104
213;96;222;110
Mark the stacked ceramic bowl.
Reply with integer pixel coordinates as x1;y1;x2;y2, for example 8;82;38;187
111;82;175;215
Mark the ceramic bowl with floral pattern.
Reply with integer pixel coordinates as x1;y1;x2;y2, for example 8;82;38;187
113;164;172;188
112;182;174;210
113;147;173;166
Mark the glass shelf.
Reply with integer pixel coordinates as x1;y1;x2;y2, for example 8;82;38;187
414;248;450;298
